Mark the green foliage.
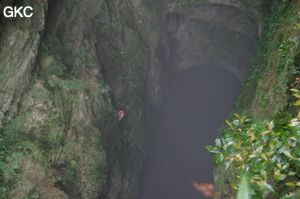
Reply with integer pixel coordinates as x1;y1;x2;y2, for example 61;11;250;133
227;13;300;199
208;90;300;198
29;191;41;199
0;62;87;197
47;75;86;91
45;62;67;76
0;114;28;197
236;1;300;113
291;89;300;106
64;44;94;68
237;175;252;199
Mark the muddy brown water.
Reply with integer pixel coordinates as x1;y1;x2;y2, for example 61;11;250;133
137;66;242;199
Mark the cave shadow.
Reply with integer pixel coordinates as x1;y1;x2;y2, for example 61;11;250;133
137;66;241;199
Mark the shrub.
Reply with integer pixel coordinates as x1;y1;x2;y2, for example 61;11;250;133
207;89;300;198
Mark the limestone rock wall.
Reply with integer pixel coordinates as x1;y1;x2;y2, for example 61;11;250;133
0;0;261;198
0;0;165;198
0;0;48;127
165;2;258;81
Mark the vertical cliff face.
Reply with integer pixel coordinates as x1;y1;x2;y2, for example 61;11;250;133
0;0;261;199
0;0;47;127
0;0;166;198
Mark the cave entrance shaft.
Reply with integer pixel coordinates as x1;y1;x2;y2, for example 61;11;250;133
138;4;258;199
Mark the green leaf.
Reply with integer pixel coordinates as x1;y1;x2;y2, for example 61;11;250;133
234;113;241;119
283;151;293;158
268;121;274;130
260;169;267;178
282;163;290;170
226;120;233;128
281;193;295;199
237;175;251;199
294;100;300;106
215;138;221;147
286;182;296;187
290;88;300;93
260;181;274;192
288;172;296;176
275;173;287;181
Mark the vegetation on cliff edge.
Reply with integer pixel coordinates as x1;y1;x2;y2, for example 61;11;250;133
209;0;300;198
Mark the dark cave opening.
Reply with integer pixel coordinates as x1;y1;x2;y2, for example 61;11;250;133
137;5;258;199
138;66;241;199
